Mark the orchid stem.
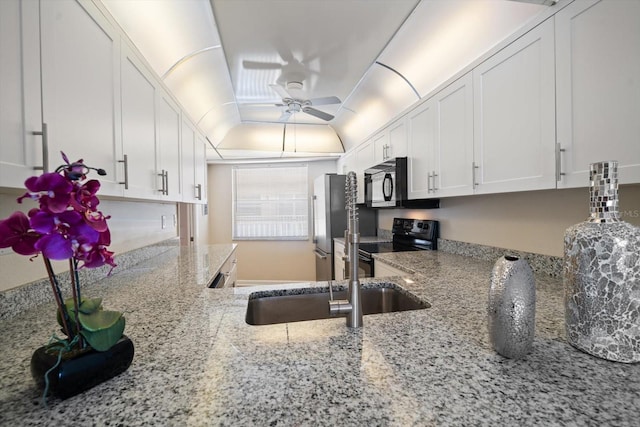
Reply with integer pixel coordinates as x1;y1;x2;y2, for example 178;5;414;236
43;257;72;339
69;259;85;348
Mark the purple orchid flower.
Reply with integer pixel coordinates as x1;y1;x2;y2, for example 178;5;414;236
18;172;73;213
0;211;40;256
0;152;116;270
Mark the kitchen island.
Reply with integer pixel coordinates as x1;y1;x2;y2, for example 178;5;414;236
1;244;638;426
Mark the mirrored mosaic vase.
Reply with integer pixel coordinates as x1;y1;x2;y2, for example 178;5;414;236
564;160;640;363
488;255;536;359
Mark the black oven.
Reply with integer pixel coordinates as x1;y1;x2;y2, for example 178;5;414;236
357;218;439;278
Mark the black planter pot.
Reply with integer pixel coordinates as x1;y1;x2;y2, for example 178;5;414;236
30;335;134;399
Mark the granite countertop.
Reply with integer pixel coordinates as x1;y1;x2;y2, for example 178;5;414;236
1;245;639;426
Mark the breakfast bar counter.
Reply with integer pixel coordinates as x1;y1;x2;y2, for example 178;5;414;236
0;244;638;426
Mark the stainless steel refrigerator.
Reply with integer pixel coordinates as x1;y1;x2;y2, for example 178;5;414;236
313;174;377;281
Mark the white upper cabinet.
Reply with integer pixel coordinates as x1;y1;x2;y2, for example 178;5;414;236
182;118;208;204
372;131;389;165
40;0;123;196
156;91;182;201
373;118;408;164
0;0;42;187
388;118;408;159
555;0;640;188
355;140;374;203
431;72;474;198
472;18;556;194
407;98;435;200
120;45;157;199
194;132;208;204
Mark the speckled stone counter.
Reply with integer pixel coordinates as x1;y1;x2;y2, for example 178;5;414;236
1;246;639;426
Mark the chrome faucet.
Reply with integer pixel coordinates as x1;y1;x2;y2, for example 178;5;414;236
328;171;363;328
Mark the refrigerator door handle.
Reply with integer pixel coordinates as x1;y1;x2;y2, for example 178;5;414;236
314;248;327;260
311;194;317;243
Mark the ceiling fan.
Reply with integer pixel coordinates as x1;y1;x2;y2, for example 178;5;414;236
244;81;341;122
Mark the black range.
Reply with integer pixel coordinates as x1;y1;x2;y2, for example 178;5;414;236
358;218;439;277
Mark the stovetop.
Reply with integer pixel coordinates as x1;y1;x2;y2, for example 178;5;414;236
358;218;439;256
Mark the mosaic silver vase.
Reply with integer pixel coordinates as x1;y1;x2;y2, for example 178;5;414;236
564;160;640;363
488;255;536;359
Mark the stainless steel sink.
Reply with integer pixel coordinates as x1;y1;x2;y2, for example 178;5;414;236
245;284;430;325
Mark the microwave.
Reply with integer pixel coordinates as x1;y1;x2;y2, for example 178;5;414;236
364;157;408;208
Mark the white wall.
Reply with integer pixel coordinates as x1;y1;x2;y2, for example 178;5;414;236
208;160;337;281
378;184;640;257
0;191;177;292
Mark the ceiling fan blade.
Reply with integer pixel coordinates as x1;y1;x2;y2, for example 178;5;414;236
269;83;291;100
302;107;334;121
238;102;285;107
278;111;292;122
242;60;282;70
308;96;341;106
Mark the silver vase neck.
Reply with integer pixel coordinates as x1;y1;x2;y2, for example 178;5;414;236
588;160;620;224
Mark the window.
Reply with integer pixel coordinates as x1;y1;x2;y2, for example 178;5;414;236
232;165;309;240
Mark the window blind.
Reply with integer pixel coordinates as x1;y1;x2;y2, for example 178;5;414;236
232;165;309;240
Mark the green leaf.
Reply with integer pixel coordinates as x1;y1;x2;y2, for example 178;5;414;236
77;297;103;314
78;310;123;332
80;315;125;352
57;297;103;328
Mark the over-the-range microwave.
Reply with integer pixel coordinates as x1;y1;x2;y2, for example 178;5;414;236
364;157;440;209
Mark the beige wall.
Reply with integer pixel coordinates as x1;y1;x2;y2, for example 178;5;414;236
208;160;337;282
378;184;640;257
0;191;177;291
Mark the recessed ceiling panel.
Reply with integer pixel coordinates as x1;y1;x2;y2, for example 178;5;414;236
211;0;420;122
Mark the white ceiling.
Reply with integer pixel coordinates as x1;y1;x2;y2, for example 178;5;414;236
101;0;549;162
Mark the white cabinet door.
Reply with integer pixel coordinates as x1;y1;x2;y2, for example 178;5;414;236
556;0;640;188
388;118;408;159
407;99;435;200
0;0;42;187
120;46;157;199
473;18;556;194
156;91;182;201
355;140;374;204
432;72;474;197
181;118;197;203
194;133;208;204
374;260;405;278
333;240;346;281
40;0;122;196
372;132;388;164
183;119;207;204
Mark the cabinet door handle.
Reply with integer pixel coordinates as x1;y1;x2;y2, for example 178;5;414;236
32;122;49;172
164;170;169;196
158;169;167;195
118;154;129;189
472;162;479;187
555;143;565;182
432;171;438;191
196;183;202;200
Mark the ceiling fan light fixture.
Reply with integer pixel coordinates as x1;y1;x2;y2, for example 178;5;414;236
286;81;304;91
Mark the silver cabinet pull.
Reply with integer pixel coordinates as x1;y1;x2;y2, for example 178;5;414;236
164;170;169;196
118;154;129;189
32;122;49;172
158;169;168;195
472;162;479;187
432;171;438;191
555;143;566;182
196;183;202;200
